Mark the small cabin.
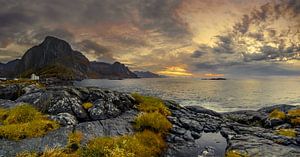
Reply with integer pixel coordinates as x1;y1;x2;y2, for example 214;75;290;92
31;74;40;80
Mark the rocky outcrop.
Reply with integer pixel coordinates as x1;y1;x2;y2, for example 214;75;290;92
0;84;137;156
0;83;299;157
163;101;300;157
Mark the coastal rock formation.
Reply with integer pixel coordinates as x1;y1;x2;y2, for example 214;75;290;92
0;83;299;156
0;36;137;80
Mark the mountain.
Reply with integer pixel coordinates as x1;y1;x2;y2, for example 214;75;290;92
89;61;137;79
134;71;166;78
0;36;137;80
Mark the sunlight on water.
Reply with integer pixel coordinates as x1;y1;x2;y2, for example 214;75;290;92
75;77;300;112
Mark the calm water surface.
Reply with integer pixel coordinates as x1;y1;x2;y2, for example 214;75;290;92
75;77;300;112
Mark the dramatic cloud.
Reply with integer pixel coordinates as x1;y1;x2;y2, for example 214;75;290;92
77;40;114;63
191;0;300;75
0;0;299;76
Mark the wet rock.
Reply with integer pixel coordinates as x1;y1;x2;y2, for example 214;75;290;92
170;125;187;135
264;118;285;128
227;134;300;157
223;110;266;126
183;130;194;141
199;146;216;157
186;105;221;117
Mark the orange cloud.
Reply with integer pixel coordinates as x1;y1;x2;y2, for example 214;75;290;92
157;66;192;76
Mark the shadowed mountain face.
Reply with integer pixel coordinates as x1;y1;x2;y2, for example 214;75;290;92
134;71;166;78
0;36;137;80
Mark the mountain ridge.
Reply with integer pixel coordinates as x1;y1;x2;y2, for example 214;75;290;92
0;36;137;80
134;71;166;78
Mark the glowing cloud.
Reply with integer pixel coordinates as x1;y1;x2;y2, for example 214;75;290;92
157;66;193;76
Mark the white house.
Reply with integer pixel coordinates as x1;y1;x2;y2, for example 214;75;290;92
31;74;40;80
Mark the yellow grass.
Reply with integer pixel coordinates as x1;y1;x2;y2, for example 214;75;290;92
0;104;59;140
269;109;285;120
276;129;297;138
82;102;93;110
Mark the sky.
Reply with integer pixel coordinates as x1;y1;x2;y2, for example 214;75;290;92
0;0;299;77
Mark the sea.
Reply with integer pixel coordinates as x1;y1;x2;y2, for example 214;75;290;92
75;77;300;112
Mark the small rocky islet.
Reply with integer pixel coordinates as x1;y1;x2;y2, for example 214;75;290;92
0;81;299;157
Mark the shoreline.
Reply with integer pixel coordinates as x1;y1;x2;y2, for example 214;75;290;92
0;82;299;156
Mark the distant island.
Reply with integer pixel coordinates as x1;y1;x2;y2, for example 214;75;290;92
0;36;138;80
134;71;167;78
201;78;227;80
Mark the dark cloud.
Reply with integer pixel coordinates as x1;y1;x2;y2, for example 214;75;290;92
0;0;190;63
78;40;114;63
228;63;300;76
213;35;235;54
191;50;204;58
136;0;189;37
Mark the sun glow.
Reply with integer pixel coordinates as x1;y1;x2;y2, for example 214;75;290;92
203;73;224;77
157;66;193;76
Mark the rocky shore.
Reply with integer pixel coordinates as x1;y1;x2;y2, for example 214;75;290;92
0;82;299;157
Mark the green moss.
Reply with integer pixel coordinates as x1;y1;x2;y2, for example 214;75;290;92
269;109;285;120
79;130;166;157
82;102;93;110
276;129;297;137
0;105;60;140
131;93;171;116
134;112;172;134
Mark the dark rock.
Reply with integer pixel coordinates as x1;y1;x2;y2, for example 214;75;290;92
76;110;137;142
264;118;285;128
186;105;222;117
0;126;73;157
223;110;266;126
0;84;24;100
0;99;19;108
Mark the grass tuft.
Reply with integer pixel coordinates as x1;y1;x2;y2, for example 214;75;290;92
290;117;300;125
16;151;38;157
82;102;93;110
66;131;83;153
131;93;171;116
0;104;59;140
79;130;165;157
287;109;300;117
134;112;172;134
269;109;285;120
226;150;248;157
276;129;297;137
